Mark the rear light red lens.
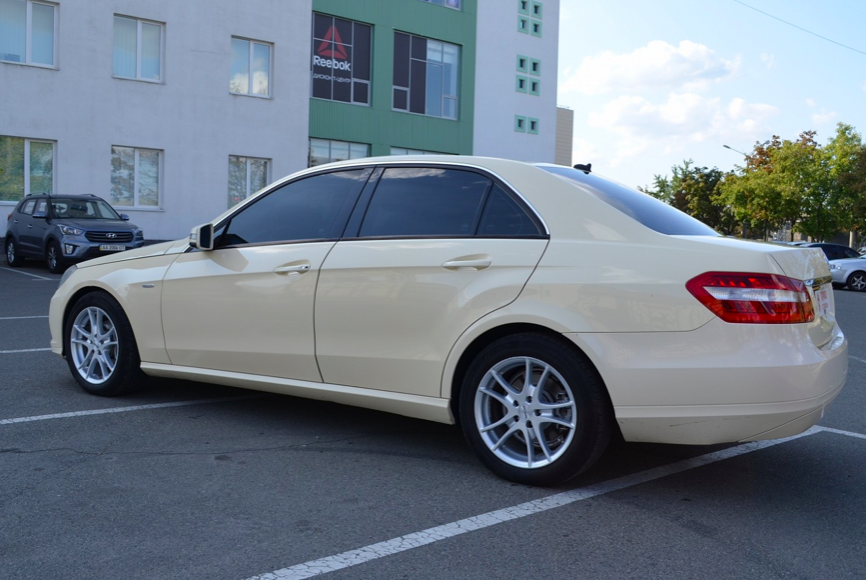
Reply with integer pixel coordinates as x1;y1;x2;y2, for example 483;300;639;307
686;272;815;324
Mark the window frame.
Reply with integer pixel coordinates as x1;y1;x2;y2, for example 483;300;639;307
308;137;370;167
392;31;460;120
230;36;273;97
310;13;372;106
112;14;164;83
228;155;270;207
0;0;57;68
0;136;55;203
109;145;163;209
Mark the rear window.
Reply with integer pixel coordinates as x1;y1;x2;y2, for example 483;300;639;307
540;166;719;236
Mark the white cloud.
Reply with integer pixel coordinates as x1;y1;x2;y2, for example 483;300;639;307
812;110;837;125
761;53;775;69
587;93;778;164
561;40;738;95
805;98;816;108
862;81;866;93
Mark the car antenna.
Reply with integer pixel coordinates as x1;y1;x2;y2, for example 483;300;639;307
573;163;592;173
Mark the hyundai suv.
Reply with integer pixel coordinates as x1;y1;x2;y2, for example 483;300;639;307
5;194;145;273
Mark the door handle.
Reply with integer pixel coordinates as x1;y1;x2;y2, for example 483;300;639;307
442;258;492;271
274;262;311;275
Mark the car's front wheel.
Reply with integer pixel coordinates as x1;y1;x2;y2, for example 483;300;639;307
847;271;866;292
5;237;24;267
64;292;147;396
459;333;612;486
46;240;65;274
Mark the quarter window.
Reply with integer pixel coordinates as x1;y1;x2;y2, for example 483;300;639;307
110;146;161;208
230;37;272;96
478;185;541;237
0;0;56;66
392;32;459;119
309;138;369;167
228;156;270;207
113;15;163;81
311;14;371;105
359;168;488;237
217;169;371;246
0;135;53;201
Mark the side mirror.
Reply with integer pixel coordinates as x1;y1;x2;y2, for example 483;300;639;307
189;223;214;251
32;211;47;219
120;214;130;221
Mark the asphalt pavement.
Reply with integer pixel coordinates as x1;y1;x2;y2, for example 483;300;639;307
1;259;864;580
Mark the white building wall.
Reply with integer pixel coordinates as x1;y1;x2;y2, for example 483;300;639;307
472;0;559;162
0;0;311;240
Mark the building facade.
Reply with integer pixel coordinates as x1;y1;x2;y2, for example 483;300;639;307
1;0;561;241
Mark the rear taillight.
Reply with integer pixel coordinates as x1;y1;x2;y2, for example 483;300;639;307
686;272;815;324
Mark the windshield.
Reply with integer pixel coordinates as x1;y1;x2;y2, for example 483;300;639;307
50;198;121;220
539;166;720;236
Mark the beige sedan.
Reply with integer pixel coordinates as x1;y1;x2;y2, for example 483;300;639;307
49;157;848;485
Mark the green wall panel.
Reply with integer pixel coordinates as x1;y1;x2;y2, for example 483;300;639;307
310;0;477;156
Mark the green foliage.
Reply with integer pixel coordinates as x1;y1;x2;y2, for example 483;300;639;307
651;123;866;241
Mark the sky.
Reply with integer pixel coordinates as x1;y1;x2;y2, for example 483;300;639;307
555;0;866;190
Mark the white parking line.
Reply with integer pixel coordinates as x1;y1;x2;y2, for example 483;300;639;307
0;347;52;354
0;267;53;280
243;425;866;580
0;315;49;320
849;355;866;365
0;395;266;425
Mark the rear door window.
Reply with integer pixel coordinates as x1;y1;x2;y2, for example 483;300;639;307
359;167;490;237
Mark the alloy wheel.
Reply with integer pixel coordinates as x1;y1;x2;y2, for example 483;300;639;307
70;306;119;385
474;356;577;469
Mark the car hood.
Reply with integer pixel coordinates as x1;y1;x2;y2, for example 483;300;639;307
76;238;189;268
56;218;140;230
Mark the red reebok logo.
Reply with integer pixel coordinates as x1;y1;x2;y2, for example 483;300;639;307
317;26;348;60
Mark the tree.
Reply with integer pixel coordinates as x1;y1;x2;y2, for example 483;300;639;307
642;160;737;234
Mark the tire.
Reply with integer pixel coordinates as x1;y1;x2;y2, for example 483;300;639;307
459;333;612;486
63;292;147;396
5;237;24;267
846;271;866;292
46;240;66;274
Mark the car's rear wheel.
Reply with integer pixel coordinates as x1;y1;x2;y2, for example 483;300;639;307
459;333;612;486
46;241;65;274
5;237;24;267
847;271;866;292
64;292;147;396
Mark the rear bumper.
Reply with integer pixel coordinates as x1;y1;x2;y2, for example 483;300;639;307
565;319;848;445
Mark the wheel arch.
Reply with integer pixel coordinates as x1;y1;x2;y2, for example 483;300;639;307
445;321;615;431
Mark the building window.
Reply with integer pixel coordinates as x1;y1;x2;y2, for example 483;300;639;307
518;16;529;33
529;79;539;95
531;20;542;37
0;0;56;66
0;136;53;202
515;75;527;93
390;147;449;155
113;15;163;81
311;14;372;106
528;118;539;134
529;58;541;75
393;32;459;120
514;116;526;133
230;37;271;97
516;55;528;72
228;156;269;207
518;0;530;15
532;2;543;18
309;138;369;167
110;146;161;208
418;0;461;9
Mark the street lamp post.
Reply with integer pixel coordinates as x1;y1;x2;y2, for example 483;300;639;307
723;144;748;156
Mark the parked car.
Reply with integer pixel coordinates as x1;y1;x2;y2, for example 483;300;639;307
48;157;847;485
800;242;859;261
829;255;866;291
6;194;145;273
